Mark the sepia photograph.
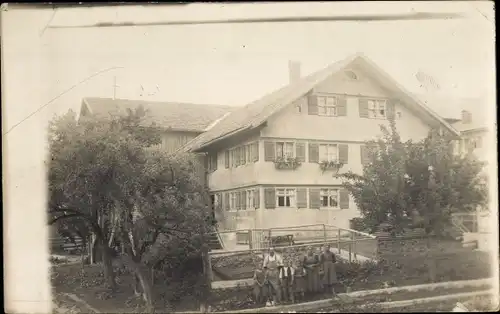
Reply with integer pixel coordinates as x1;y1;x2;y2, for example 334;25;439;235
1;2;497;313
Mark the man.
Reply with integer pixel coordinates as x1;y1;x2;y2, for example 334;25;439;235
263;247;283;305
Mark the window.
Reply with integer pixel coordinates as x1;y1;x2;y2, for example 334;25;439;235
229;192;237;211
246;190;255;209
367;99;387;119
319;144;338;162
320;189;339;208
239;146;246;165
276;188;295;208
276;141;295;159
318;96;338;116
246;144;252;163
345;70;358;80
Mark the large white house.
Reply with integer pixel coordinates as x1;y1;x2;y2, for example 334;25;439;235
180;53;461;231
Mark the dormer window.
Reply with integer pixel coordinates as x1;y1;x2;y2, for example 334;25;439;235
345;70;358;80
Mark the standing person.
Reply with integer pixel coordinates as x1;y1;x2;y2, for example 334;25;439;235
279;259;295;303
320;244;338;297
302;246;321;295
263;247;283;305
252;263;268;306
293;260;307;302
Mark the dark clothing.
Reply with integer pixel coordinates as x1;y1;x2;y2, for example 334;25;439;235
320;251;338;287
279;266;295;303
253;269;268;304
303;254;321;293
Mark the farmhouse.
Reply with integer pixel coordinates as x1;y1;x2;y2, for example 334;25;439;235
180;53;461;232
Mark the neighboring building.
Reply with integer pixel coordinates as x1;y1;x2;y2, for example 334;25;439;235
78;97;236;154
181;53;460;231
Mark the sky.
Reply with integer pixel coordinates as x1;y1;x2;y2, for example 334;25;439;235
34;2;496;118
1;3;496;313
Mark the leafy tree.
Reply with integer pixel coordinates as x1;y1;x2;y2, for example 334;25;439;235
337;119;487;281
49;107;211;310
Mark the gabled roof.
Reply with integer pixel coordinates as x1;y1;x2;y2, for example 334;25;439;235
80;97;237;133
181;53;460;153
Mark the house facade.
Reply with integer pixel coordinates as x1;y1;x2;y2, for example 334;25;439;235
182;53;460;231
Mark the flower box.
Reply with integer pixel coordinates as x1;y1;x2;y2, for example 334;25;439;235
274;157;302;170
319;160;344;173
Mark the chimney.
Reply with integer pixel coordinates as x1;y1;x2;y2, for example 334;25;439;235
288;60;301;84
461;110;472;124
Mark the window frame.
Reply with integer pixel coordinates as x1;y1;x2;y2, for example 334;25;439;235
229;192;237;211
275;141;295;159
246;189;255;210
318;143;339;162
320;188;340;209
367;98;387;119
317;95;339;117
276;188;296;208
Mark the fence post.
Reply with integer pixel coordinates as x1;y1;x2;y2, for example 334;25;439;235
323;224;327;243
268;229;272;248
352;232;357;260
248;229;253;251
348;238;352;263
337;229;341;254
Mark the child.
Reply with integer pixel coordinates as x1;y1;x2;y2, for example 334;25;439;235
279;259;295;303
293;260;307;302
252;263;268;306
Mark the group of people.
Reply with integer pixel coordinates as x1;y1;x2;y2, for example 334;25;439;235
252;244;338;306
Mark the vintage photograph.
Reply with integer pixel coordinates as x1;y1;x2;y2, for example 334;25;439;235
2;2;497;313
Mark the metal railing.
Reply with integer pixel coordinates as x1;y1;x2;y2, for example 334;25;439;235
452;213;479;233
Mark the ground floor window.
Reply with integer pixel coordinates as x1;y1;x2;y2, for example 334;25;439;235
276;188;296;207
246;190;255;209
229;192;237;211
320;188;339;208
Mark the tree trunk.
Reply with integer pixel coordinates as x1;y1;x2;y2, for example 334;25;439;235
100;238;117;290
124;254;155;313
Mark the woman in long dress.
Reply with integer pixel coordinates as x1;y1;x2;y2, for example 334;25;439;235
319;244;338;296
263;247;283;305
302;246;321;294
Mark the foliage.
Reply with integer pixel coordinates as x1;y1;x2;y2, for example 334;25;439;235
274;157;302;170
319;160;344;174
48;107;211;309
336;119;488;236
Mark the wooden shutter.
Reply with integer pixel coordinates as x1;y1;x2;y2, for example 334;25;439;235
387;99;396;120
297;188;307;208
241;191;247;210
235;148;241;166
264;188;276;209
216;193;222;210
296;142;306;162
337;96;347;116
224;193;230;211
308;143;319;163
264;141;276;161
339;189;350;209
254;188;260;209
212;153;218;171
236;191;241;211
359;98;369;118
224;150;230;168
338;144;348;164
241;146;246;165
204;155;209;171
360;145;367;165
252;142;260;162
307;92;318;115
309;189;320;209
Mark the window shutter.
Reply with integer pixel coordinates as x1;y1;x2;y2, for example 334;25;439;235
204;155;209;171
235;148;241;166
252;142;260;162
309;189;320;209
338;144;348;164
241;146;246;165
213;154;218;171
236;191;241;211
254;188;260;209
307;92;318;115
296;142;306;162
264;188;276;209
339;189;350;209
297;188;307;208
216;193;222;210
360;145;368;165
264;141;276;161
225;150;230;168
241;191;247;210
308;143;319;163
337;96;347;116
359;98;369;118
387;99;396;120
224;193;230;211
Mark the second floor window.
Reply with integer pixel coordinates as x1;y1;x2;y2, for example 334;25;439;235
276;142;294;159
318;96;338;116
368;99;387;119
320;189;339;208
276;188;295;208
229;192;237;211
319;144;338;162
246;190;255;209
